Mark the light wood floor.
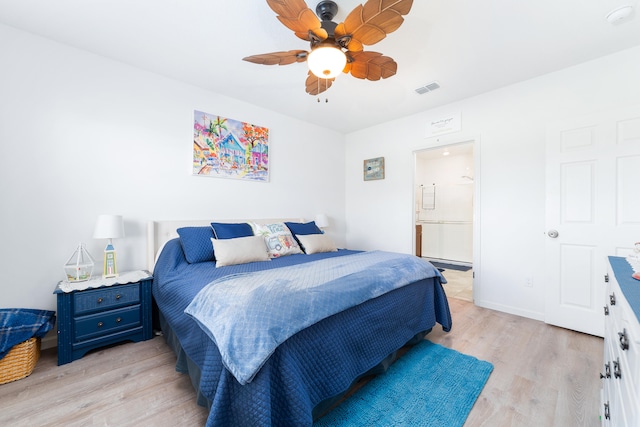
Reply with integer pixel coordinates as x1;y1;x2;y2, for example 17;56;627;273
0;298;603;427
440;267;473;302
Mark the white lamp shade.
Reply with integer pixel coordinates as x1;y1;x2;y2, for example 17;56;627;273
307;45;347;79
93;214;125;239
315;213;329;228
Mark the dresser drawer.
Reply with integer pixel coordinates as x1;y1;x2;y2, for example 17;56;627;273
603;257;640;426
74;284;140;315
74;305;141;341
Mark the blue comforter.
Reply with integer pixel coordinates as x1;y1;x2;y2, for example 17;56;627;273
153;238;452;427
185;251;444;385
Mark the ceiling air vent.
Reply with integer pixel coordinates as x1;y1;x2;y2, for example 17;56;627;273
415;81;440;95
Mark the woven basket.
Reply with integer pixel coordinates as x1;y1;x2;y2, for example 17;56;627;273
0;337;41;385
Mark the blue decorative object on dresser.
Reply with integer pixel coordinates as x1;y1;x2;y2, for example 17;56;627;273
608;256;640;322
54;271;153;365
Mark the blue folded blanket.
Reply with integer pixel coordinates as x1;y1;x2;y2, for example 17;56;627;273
0;308;56;359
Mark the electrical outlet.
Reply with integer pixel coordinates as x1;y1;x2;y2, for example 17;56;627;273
525;277;533;288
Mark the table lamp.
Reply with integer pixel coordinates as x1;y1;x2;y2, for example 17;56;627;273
314;213;329;230
93;214;124;278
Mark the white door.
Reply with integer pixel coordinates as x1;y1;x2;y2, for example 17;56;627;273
545;105;640;337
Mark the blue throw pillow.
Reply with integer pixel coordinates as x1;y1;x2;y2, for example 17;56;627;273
284;221;323;253
210;222;254;240
177;227;215;264
284;221;322;236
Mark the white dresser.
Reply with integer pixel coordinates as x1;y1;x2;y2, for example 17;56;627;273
601;257;640;426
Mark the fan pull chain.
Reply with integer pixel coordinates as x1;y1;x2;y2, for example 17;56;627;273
316;78;329;103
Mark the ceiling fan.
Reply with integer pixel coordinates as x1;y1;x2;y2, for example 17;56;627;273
243;0;414;96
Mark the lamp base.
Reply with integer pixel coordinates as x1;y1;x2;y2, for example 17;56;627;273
103;244;118;279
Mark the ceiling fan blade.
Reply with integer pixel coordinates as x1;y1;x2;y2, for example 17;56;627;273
336;0;413;50
346;51;397;81
243;50;308;66
305;72;334;95
267;0;328;42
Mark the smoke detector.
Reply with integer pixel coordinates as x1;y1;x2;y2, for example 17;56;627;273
606;5;633;23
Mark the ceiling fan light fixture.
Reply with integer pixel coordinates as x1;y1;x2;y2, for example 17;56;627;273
307;44;346;79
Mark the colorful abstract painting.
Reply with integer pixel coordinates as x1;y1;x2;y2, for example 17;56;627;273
193;110;269;182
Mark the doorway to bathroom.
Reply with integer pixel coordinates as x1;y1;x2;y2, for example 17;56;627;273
414;141;475;302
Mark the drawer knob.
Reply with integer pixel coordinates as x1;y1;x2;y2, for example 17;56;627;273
98;321;104;328
618;329;629;351
116;317;122;323
604;402;610;420
603;305;609;316
600;362;611;379
609;293;616;305
115;294;121;300
613;358;622;379
97;297;103;304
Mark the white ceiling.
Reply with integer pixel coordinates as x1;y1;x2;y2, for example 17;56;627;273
1;0;639;133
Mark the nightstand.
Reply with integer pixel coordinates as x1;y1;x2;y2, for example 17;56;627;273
53;271;153;365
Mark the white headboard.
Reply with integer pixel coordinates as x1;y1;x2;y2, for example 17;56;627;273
147;218;305;272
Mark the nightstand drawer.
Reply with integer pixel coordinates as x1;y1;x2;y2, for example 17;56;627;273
74;284;140;315
74;305;141;341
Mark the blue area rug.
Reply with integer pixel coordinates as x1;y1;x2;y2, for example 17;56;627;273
314;340;493;427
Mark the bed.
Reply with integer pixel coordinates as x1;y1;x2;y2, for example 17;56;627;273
148;218;452;427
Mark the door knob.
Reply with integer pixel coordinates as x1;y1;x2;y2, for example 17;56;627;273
547;230;559;238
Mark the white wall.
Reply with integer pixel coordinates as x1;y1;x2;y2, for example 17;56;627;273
0;25;346;317
4;22;640;344
345;46;640;320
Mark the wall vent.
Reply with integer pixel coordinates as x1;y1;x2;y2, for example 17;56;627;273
415;81;440;95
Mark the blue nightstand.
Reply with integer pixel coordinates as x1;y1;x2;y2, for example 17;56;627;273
53;271;153;365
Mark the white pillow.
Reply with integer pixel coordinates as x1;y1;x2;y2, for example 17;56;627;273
211;236;270;267
297;234;338;254
250;222;303;258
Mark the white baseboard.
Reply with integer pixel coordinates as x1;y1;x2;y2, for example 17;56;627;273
41;331;57;350
473;299;545;322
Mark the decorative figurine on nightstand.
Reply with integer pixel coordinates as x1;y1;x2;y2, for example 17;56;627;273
63;243;94;282
93;214;125;279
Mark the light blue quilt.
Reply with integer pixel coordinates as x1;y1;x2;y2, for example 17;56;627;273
184;250;444;385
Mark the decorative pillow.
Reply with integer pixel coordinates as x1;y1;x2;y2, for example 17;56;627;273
211;236;270;267
177;227;215;263
284;221;322;236
296;234;338;254
250;222;302;258
211;222;254;240
283;221;323;252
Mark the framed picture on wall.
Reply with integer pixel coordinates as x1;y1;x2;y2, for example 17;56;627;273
363;157;385;181
193;110;269;182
